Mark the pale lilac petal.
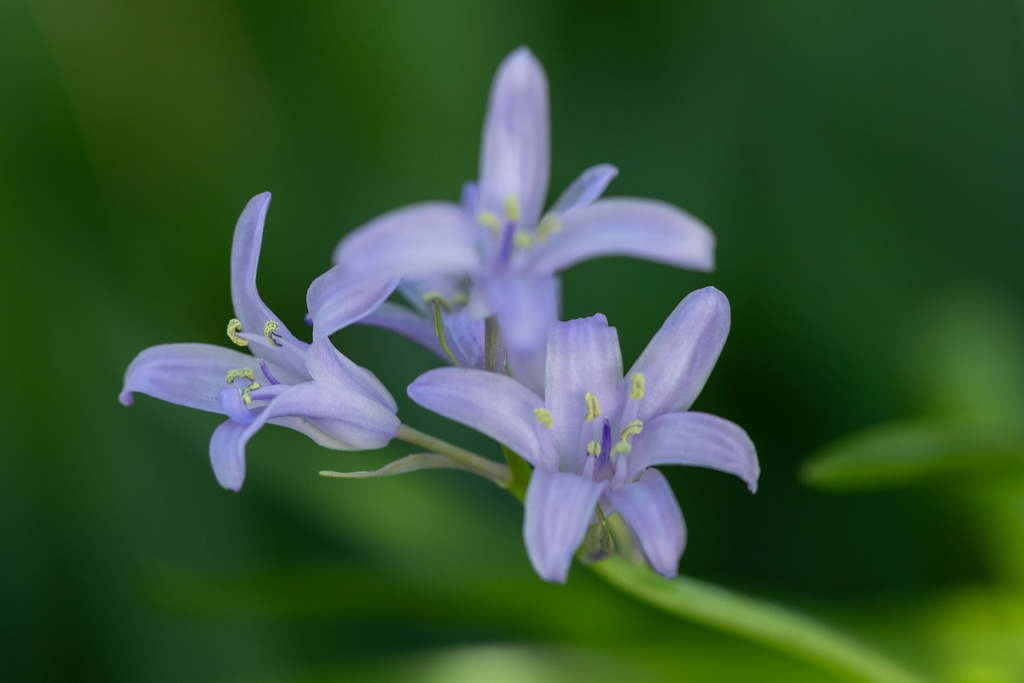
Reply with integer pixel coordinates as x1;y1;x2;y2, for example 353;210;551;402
273;381;400;450
407;367;553;469
306;265;399;341
550;164;618;214
629;412;759;492
523;469;606;583
544;315;624;471
332;202;481;280
120;343;259;413
523;198;715;277
607;469;686;578
478;274;560;393
217;386;256;424
629;287;730;418
304;338;397;413
478;47;550;226
360;302;447;360
209;418;250;491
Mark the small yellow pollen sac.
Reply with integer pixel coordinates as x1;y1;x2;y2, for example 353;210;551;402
477;211;501;234
620;419;644;441
587;440;602;457
240;382;261;405
630;373;646;400
536;215;561;243
227;318;248;347
504;196;521;223
534;408;553;429
226;367;256;385
610;442;632;459
513;230;533;249
584;392;601;422
422;291;451;311
264;320;282;347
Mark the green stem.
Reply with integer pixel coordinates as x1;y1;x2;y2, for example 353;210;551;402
589;557;931;683
485;316;499;372
432;300;461;367
397;424;510;486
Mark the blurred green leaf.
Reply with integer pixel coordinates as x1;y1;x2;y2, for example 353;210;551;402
801;422;1024;491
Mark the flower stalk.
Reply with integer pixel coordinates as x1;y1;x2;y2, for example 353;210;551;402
396;423;511;486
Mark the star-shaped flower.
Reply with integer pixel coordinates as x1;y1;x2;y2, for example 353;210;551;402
408;287;757;582
120;193;399;490
322;47;715;390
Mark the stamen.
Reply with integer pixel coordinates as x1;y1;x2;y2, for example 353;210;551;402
240;381;260;405
620;419;644;441
264;321;283;347
534;408;553;429
422;291;451;311
432;299;461;367
584;392;601;422
610;442;632;459
630;372;645;400
513;230;533;249
536;215;561;242
225;368;256;385
587;440;602;456
257;359;280;385
226;318;248;346
477;211;501;234
504;196;521;223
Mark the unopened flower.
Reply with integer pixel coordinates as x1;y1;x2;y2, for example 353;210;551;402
325;47;715;390
120;193;399;490
408;287;757;582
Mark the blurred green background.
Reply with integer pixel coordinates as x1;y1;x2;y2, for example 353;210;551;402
3;1;1024;681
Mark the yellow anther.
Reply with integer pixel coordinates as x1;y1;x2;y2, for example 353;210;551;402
422;291;451;311
610;442;632;459
630;372;645;400
536;215;561;243
504;196;521;223
587;440;602;457
240;381;261;405
227;318;248;347
513;230;533;249
584;392;601;422
226;368;256;385
620;419;644;441
263;320;282;347
534;408;553;429
450;292;469;306
477;211;501;234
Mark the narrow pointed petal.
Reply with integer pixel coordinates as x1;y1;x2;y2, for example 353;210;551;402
276;381;400;450
209;418;250;490
630;412;759;492
607;469;686;578
544;315;624;470
304;338;397;413
523;469;606;583
478;47;550;226
306;265;399;341
523;198;715;277
479;274;560;393
629;287;730;417
408;367;553;469
550;164;618;214
332;202;481;280
120;343;259;413
359;302;448;360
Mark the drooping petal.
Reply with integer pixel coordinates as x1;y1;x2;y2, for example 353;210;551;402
549;164;618;214
272;381;400;451
477;273;560;393
304;338;397;413
629;287;731;418
332;202;482;281
544;315;624;471
407;367;554;469
477;47;550;227
306;265;399;341
120;343;260;413
209;418;250;491
629;412;759;492
359;302;447;361
607;468;686;578
523;469;606;583
523;198;715;277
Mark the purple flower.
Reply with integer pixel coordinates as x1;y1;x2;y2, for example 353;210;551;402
408;287;757;583
326;47;715;390
120;193;399;491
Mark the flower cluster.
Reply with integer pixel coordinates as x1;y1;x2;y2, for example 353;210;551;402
121;47;758;583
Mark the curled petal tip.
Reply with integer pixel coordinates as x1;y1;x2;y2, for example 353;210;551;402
118;389;134;407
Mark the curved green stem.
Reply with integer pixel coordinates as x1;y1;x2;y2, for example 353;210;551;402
397;424;510;487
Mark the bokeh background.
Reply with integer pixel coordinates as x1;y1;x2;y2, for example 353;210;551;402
3;1;1023;681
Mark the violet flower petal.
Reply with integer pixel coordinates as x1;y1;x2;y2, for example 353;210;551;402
606;468;686;578
304;338;397;413
332;202;481;280
523;469;606;584
306;265;399;341
629;411;759;492
359;302;447;361
209;418;251;491
629;286;730;418
523;198;715;278
549;164;619;214
478;47;550;227
407;367;553;469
